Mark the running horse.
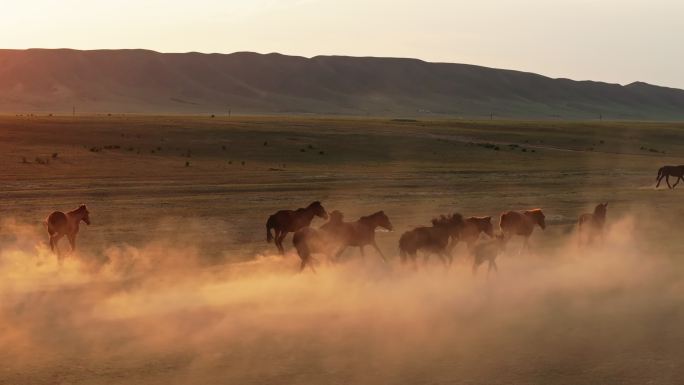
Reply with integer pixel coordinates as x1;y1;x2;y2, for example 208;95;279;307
266;201;328;254
499;208;546;254
329;211;393;262
399;213;465;267
292;210;345;272
656;165;684;189
45;204;91;257
578;202;608;246
453;216;494;250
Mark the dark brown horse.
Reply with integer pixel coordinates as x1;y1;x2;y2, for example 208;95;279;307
399;213;464;267
472;233;505;275
266;201;328;254
656;165;684;189
499;209;546;254
45;204;91;258
326;211;393;262
578;203;608;246
292;210;345;272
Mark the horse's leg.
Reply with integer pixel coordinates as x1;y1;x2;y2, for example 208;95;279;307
51;233;64;256
666;175;672;189
276;231;286;254
359;246;365;258
371;241;387;262
674;176;682;189
333;246;347;262
656;174;664;188
67;233;76;253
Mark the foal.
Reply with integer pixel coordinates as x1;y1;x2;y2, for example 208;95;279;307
266;201;328;254
578;202;608;246
45;204;91;258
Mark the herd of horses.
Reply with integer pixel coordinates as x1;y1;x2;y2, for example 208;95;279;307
43;165;681;271
266;200;608;273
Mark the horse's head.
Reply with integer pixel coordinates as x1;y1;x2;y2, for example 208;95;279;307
79;204;91;225
594;202;608;218
308;201;328;220
526;209;545;230
372;211;393;231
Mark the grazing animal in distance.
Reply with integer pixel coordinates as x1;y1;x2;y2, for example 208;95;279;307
499;209;546;254
328;211;393;262
399;213;465;267
656;165;684;189
292;210;345;272
578;202;608;246
45;204;91;258
472;233;506;275
266;201;328;254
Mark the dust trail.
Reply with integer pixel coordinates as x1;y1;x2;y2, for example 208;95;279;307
1;215;684;384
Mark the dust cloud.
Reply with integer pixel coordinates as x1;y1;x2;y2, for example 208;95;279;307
1;214;684;384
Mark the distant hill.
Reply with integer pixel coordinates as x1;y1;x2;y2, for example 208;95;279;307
1;49;683;119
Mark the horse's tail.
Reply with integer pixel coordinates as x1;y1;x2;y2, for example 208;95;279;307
266;215;275;243
398;232;411;262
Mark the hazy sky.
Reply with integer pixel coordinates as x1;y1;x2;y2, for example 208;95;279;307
2;0;683;88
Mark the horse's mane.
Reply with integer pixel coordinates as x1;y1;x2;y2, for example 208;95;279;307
360;211;385;222
525;208;544;216
68;205;87;215
431;213;464;227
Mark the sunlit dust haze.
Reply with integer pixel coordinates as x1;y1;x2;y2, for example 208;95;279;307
1;0;684;88
2;211;684;384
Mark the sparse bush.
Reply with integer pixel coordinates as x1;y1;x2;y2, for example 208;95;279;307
51;153;58;159
222;145;226;151
21;157;28;163
264;141;268;146
241;161;245;166
300;149;306;152
185;161;190;167
319;151;325;155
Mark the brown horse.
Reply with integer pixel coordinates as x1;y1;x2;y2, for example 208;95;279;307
399;213;464;267
45;204;91;258
578;203;608;246
328;211;393;262
499;209;546;253
454;216;494;250
266;201;328;254
472;233;505;275
656;165;684;189
292;210;345;272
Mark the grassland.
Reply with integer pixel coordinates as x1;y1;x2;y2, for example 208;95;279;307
1;115;682;258
1;115;684;385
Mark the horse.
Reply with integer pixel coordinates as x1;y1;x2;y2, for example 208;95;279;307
45;204;91;258
292;210;345;272
454;216;494;250
399;213;464;267
327;211;393;262
266;201;328;254
656;165;684;189
578;202;608;246
499;209;546;254
472;233;506;275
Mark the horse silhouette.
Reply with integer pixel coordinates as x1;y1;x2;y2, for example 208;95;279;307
292;210;345;272
656;165;684;189
471;233;506;275
326;211;393;263
399;213;464;267
45;204;91;259
578;203;608;246
266;201;328;254
499;209;546;254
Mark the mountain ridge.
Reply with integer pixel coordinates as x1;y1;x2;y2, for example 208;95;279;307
1;49;683;119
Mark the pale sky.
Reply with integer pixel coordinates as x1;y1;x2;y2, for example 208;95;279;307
1;0;683;88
